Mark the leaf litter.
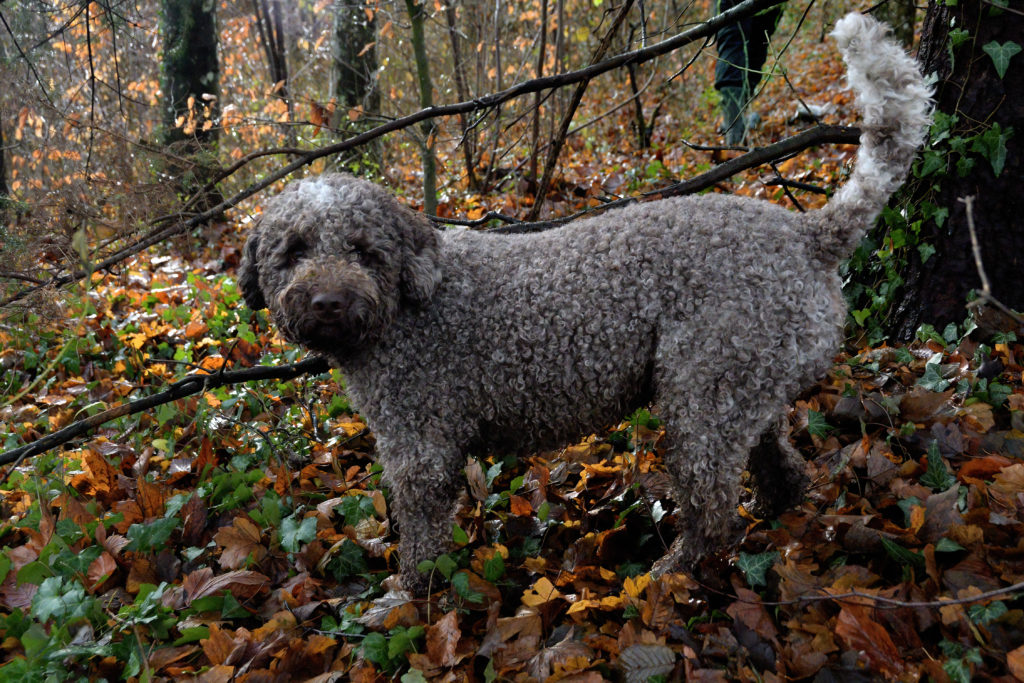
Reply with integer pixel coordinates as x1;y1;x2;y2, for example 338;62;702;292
2;233;1023;681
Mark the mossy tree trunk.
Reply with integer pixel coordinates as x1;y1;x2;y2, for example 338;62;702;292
875;0;916;48
333;1;379;113
160;0;219;197
0;117;8;199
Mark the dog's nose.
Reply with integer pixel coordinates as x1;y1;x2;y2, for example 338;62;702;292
311;291;347;319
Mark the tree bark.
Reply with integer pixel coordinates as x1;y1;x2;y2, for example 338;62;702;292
405;0;438;215
333;0;379;113
884;1;1023;339
160;0;220;199
875;0;916;48
161;0;219;149
0;114;8;199
445;0;480;189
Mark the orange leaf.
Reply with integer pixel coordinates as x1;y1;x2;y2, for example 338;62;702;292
201;625;241;666
510;494;532;516
959;455;1013;480
136;477;166;519
82;449;117;499
1007;644;1024;680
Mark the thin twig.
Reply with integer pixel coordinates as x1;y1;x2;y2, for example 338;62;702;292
961;195;1024;325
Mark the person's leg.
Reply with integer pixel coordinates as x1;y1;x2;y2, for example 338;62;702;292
715;2;751;144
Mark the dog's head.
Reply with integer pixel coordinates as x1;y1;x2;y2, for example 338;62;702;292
238;173;442;355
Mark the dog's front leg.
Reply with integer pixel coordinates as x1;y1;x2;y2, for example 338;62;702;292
376;437;464;594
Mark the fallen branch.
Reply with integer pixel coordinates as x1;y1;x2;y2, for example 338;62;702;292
0;356;331;473
1;0;785;308
752;580;1024;611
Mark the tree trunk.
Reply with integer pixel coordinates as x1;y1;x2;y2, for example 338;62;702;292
253;0;293;143
333;0;379;113
883;1;1023;339
405;0;437;215
331;0;380;172
874;0;916;48
445;0;480;189
0;115;8;199
160;0;219;196
161;0;219;148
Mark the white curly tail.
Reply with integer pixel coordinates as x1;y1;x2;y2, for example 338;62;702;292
815;12;932;262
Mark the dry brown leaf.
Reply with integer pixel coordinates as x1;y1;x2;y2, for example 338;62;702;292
426;610;462;667
215;516;266;570
182;568;269;603
835;604;903;678
727;588;779;641
478;608;542;658
526;627;592;681
1007;644;1024;680
356;589;419;630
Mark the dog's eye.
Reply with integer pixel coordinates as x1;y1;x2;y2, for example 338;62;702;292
284;242;308;267
350;243;381;265
355;248;379;265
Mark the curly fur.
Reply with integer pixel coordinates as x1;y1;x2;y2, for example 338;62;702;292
238;13;930;592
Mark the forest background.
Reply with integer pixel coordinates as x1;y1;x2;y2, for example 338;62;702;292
1;0;1023;680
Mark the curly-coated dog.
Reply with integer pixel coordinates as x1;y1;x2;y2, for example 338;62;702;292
239;13;931;592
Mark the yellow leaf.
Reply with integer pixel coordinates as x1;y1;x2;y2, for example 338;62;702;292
522;576;561;607
623;574;650;598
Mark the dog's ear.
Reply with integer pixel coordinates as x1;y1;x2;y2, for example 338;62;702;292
400;211;442;304
238;228;267;310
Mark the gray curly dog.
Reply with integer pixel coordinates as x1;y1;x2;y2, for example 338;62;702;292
239;13;931;592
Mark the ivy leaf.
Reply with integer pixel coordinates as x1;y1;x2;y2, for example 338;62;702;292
361;632;390;665
31;576;88;624
280;513;317;553
807;410;832;438
736;551;778;588
917;355;951;392
972;122;1012;177
935;537;965;553
968;600;1007;625
880;537;925;569
982;40;1021;79
915;149;946;178
126;516;180;552
921;441;956;491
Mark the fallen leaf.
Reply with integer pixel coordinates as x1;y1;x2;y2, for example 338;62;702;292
835;604;903;678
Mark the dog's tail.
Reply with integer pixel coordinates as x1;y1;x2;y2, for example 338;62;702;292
813;12;932;263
